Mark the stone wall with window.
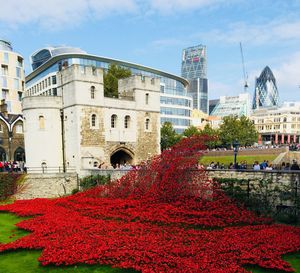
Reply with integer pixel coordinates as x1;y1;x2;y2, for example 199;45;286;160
23;65;161;175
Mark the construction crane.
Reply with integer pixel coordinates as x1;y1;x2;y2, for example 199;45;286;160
239;42;248;92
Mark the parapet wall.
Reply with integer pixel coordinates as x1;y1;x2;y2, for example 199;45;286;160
15;173;78;200
206;169;300;186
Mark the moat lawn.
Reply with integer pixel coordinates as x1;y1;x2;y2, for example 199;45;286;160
200;154;277;166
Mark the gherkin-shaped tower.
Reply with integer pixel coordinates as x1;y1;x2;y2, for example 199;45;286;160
252;66;279;109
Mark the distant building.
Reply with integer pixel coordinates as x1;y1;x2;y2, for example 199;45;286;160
26;46;192;133
251;102;300;144
209;99;219;115
0;39;25;114
252;66;279;110
181;45;208;113
0;40;25;161
23;65;161;175
191;109;210;129
210;93;251;118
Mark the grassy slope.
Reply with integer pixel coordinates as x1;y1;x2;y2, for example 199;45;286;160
200;154;277;166
0;213;299;273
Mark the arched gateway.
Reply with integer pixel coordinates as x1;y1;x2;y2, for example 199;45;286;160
110;148;134;167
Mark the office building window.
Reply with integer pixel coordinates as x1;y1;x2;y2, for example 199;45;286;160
1;77;7;88
1;65;8;76
3;53;8;63
14;79;19;90
17;56;23;67
16;67;21;78
2;89;8;99
52;76;57;84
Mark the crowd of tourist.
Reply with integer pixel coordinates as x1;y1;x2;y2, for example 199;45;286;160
97;162;133;170
0;161;26;173
205;159;300;171
208;144;284;152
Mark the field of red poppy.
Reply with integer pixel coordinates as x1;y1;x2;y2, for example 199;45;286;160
0;136;299;273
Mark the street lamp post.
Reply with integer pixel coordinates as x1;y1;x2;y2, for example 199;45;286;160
233;140;240;169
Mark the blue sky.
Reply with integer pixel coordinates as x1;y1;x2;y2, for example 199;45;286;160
1;0;300;101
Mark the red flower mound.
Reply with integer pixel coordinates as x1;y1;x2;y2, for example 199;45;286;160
0;136;299;272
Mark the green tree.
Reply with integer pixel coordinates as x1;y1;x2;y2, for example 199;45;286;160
200;124;221;148
219;115;258;147
183;125;201;137
160;122;182;151
103;64;131;98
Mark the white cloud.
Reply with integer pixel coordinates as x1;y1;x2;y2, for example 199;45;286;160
0;0;232;29
149;0;223;13
0;0;138;29
199;20;300;45
273;51;300;100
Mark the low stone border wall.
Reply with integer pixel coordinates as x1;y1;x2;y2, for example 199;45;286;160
15;173;79;200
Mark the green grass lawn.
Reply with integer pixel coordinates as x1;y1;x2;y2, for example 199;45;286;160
0;212;299;273
0;212;29;243
200;154;277;167
0;250;136;273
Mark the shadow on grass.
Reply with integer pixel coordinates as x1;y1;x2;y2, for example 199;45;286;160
244;253;300;273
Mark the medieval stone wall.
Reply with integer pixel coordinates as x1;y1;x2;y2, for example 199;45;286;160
15;173;78;199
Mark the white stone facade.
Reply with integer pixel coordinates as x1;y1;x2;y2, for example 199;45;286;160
0;40;25;114
22;65;161;175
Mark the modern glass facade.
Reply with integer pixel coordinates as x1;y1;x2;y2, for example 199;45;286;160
210;93;251;117
26;47;192;132
252;66;279;110
0;40;13;51
181;45;208;113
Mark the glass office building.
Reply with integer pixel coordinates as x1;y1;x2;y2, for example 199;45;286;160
252;66;279;109
25;46;192;133
181;45;208;113
210;93;251;117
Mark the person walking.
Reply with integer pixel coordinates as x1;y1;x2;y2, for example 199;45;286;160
290;160;300;170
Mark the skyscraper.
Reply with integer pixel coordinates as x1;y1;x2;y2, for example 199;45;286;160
252;66;279;109
181;45;208;113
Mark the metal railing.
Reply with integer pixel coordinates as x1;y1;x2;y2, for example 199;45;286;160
26;166;76;174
